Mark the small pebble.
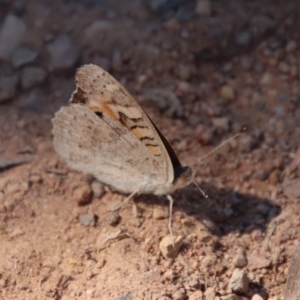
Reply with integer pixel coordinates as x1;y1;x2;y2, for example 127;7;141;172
235;30;252;46
0;279;7;288
78;213;97;227
21;66;47;90
74;184;93;205
29;174;43;184
260;72;273;85
172;288;186;300
0;14;27;60
177;64;192;81
189;290;203;300
177;81;192;93
222;295;244;300
188;278;200;289
103;211;121;226
256;203;270;215
0;73;18;102
283;178;300;199
220;85;235;101
194;124;213;145
153;206;169;219
239;134;257;152
254;169;268;181
248;253;271;270
269;36;286;49
269;169;280;185
195;0;211;15
91;180;105;198
251;294;264;300
10;227;24;238
159;236;184;259
164;18;180;31
204;287;215;299
240;55;254;70
11;47;38;68
278;61;290;73
286;40;297;52
212;117;230;132
46;34;79;71
228;268;249;293
233;253;247;268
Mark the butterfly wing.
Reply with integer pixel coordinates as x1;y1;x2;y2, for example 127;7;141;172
52;64;177;194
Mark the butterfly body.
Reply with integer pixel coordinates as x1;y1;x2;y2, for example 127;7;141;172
52;64;193;196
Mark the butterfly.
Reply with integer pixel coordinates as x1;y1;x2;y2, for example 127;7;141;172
52;64;194;239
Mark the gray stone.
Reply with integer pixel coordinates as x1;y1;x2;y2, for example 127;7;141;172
84;20;113;41
0;14;27;60
21;67;47;90
228;269;249;293
11;47;38;68
269;36;286;50
91;180;105;198
78;213;96;227
195;0;211;15
46;35;79;71
240;55;254;70
145;88;183;117
283;178;300;199
248;253;271;270
235;30;252;46
256;203;271;215
0;74;18;102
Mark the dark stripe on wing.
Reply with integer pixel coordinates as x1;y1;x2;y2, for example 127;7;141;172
118;112;143;126
140;136;155;141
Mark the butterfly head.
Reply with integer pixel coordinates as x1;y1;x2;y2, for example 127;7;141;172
172;165;194;191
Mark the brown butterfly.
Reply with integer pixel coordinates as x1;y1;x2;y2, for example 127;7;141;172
52;64;194;239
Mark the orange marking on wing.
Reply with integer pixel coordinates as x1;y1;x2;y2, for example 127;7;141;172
146;145;162;156
87;99;119;120
131;127;151;139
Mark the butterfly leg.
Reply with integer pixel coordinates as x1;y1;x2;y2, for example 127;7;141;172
166;194;175;247
113;190;139;211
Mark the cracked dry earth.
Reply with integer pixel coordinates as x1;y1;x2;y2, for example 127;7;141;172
1;1;300;300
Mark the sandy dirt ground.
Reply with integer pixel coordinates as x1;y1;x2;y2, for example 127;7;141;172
1;1;300;299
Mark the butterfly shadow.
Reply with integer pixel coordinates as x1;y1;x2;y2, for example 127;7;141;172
134;182;281;239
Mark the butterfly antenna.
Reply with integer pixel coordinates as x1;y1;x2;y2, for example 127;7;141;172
191;127;246;167
192;179;208;198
